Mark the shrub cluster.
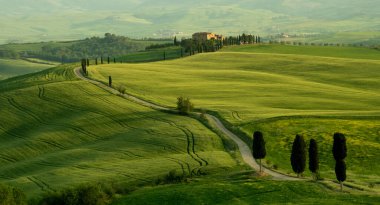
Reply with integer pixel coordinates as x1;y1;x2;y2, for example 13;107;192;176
176;97;194;115
0;183;26;205
38;183;114;205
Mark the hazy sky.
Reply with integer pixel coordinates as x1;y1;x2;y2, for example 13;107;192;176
1;0;379;43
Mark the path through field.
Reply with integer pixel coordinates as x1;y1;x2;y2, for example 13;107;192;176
75;67;299;181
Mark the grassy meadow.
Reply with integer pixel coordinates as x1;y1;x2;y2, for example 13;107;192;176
118;47;186;63
87;45;380;186
112;171;380;205
0;65;238;199
0;58;54;80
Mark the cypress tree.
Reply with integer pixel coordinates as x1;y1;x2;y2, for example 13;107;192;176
335;160;346;192
309;139;319;180
252;131;266;173
333;133;347;161
108;76;112;87
174;36;178;46
291;134;306;177
81;59;87;74
333;132;347;191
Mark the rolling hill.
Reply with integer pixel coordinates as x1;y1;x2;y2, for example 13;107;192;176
0;64;238;199
87;44;380;187
0;59;55;80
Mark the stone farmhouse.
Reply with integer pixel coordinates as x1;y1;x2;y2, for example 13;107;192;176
192;32;224;42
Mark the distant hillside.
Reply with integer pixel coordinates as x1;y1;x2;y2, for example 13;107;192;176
1;0;380;44
0;34;171;62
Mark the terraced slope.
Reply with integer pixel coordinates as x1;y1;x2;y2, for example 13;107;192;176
87;45;380;186
0;65;237;197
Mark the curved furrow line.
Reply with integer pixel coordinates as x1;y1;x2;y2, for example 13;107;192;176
27;177;46;192
0;154;17;163
8;96;105;143
146;117;204;165
0;127;25;140
38;139;65;150
166;158;186;176
32;176;56;192
185;128;209;166
73;165;151;183
7;97;43;123
166;157;192;176
179;127;202;166
232;111;242;121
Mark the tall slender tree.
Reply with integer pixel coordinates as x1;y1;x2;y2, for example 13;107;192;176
252;131;266;173
108;76;112;87
291;134;306;177
333;132;347;191
95;58;98;65
174;36;178;46
335;160;346;192
333;133;347;161
309;139;319;180
101;57;103;64
107;56;110;64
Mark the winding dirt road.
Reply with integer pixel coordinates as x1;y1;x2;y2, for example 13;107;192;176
74;67;300;181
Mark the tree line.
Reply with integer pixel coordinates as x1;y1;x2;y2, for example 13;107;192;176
252;131;347;191
3;33;171;63
178;33;262;54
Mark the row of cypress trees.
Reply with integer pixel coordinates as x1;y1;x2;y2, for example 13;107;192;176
252;131;347;191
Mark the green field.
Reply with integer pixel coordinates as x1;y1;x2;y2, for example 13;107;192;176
87;45;380;186
118;47;186;63
112;171;380;205
0;65;238;199
222;44;380;60
0;58;53;80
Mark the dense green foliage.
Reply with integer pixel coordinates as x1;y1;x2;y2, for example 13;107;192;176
333;133;347;161
291;135;307;176
0;184;26;205
37;183;113;205
0;35;171;63
252;131;266;172
308;139;319;178
176;97;194;115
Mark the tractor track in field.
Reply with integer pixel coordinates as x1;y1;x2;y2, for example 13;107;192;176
74;67;300;181
27;176;55;192
152;117;207;174
5;95;124;147
232;111;242;121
